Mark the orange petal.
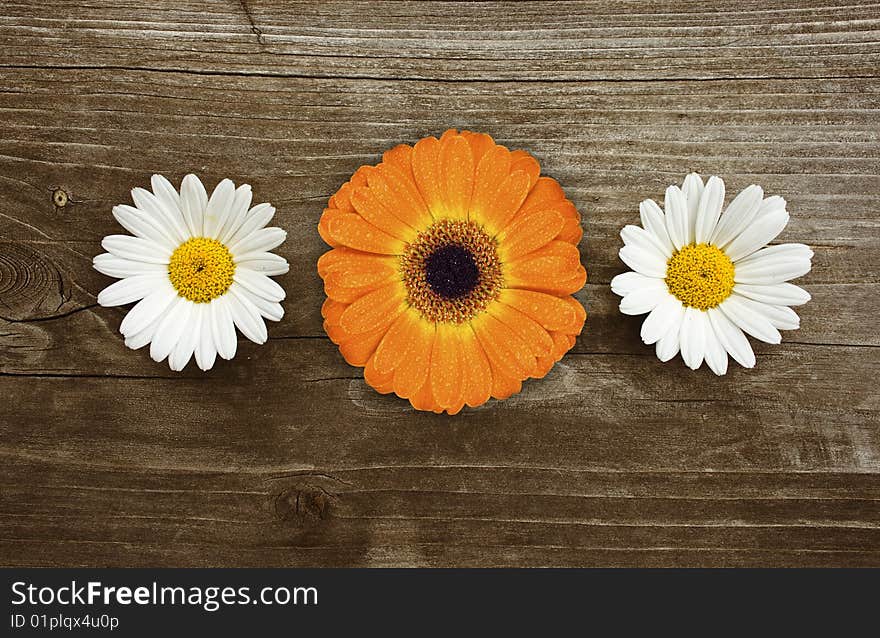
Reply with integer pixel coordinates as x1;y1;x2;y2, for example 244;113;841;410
339;323;387;366
318;247;397;278
318;210;338;247
556;217;583;244
372;309;425;375
412;136;444;216
351;183;416;241
364;354;395;393
508;261;586;296
498;209;564;260
439;129;459;143
372;162;432;229
339;283;404;335
324;210;404;255
472;313;536;380
561;296;587;335
490;361;522;400
510;150;541;190
481;170;531;233
440;135;474;219
518;176;567;216
498;289;583;333
534;331;575;378
461;130;497;166
471;145;512;220
430;324;463;410
321;297;346;322
460;328;492;407
393;322;435;399
381;144;414;174
506;241;584;294
324;269;398;303
489;302;554;357
329;167;371;214
409;375;441;413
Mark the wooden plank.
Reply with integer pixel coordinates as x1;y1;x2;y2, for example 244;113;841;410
0;0;878;567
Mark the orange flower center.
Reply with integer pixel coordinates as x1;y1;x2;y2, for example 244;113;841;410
400;219;503;323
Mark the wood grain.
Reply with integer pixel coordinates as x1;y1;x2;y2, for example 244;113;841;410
1;1;878;567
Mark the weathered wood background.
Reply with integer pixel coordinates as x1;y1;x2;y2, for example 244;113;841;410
1;1;878;567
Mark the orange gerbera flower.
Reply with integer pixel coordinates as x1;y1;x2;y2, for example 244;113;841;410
318;129;587;414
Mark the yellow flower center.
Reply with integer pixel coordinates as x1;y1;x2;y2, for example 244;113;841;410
168;237;235;303
665;243;734;311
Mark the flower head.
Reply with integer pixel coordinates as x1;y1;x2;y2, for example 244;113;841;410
318;129;587;413
94;175;289;371
612;173;812;374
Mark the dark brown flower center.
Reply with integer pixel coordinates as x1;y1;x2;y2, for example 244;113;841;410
425;244;480;299
400;219;503;323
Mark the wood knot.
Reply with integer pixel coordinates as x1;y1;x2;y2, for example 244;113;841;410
0;243;68;320
274;485;335;524
52;188;69;208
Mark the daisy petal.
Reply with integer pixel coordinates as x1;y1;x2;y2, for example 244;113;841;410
734;260;812;286
218;184;253;245
119;281;176;337
131;187;187;244
621;224;670;263
233;268;286;302
150;174;182;226
210;296;238;360
619;245;667;278
664;185;688;251
724;208;790;262
233;251;289;276
112;205;176;248
736;243;814;266
123;312;162;351
710;185;765;248
227;203;275;248
656;326;681;362
149;298;193;363
102;235;171;264
741;298;800;330
679;307;707;370
229;227;287;256
93;253;167;279
694;176;725;244
732;282;811;306
245;293;284;322
97;274;166;307
681;172;704;244
180;174;208;237
169;312;198;372
719;295;781;344
639;199;674;257
707;307;755;368
227;286;268;345
640;295;684;345
703;327;729;376
610;271;660;297
194;304;217;371
619;282;668;316
203;178;235;239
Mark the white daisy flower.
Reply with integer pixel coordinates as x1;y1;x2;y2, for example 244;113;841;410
611;173;812;375
93;174;289;371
